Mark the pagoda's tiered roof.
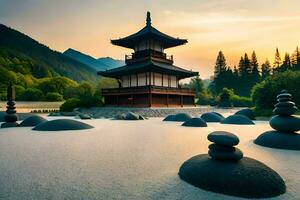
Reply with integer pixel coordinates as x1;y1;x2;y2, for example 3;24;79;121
111;12;187;49
97;60;198;79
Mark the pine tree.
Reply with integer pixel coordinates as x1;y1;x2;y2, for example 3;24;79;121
292;46;300;71
261;59;271;79
214;51;227;77
281;53;292;72
250;51;260;84
273;48;282;73
212;51;228;94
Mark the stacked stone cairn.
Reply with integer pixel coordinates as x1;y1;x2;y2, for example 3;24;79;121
255;90;300;150
208;131;243;161
1;82;19;128
179;131;286;198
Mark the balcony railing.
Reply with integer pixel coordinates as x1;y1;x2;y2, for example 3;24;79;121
125;50;173;64
102;85;195;96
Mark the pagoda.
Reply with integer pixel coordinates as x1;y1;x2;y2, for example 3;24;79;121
98;12;198;107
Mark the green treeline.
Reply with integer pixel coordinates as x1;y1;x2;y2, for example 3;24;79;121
185;47;300;112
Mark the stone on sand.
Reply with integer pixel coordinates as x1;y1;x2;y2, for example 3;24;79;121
181;118;207;127
221;114;255;125
33;119;93;131
200;112;224;122
20;115;47;127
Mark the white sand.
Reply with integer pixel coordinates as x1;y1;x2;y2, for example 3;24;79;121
0;118;299;200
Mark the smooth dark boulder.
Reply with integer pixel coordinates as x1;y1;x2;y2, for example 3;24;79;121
163;113;192;122
221;114;255;125
33;119;93;131
163;115;175;121
78;114;92;120
179;155;286;198
208;144;235;152
114;113;126;120
211;112;224;118
208;131;239;146
270;115;300;132
182;118;207;127
208;147;243;161
1;122;19;128
124;112;140;120
274;106;298;115
255;130;300;150
235;108;255;120
200;112;224;122
20;115;47;127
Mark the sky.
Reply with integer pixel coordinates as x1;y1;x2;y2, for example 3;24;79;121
0;0;300;79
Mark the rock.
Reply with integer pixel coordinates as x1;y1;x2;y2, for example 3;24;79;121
255;130;300;150
270;115;300;132
163;115;175;121
114;113;126;120
200;112;224;122
124;112;140;120
163;113;192;122
33;119;94;131
273;106;298;116
211;112;224;118
182;118;207;127
48;112;61;117
19;115;47;127
208;147;243;161
78;114;92;120
208;144;235;152
179;155;286;198
255;90;300;150
221;114;255;125
235;108;255;120
207;131;239;146
1;122;19;128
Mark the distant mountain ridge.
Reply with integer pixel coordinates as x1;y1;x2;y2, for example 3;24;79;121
0;24;98;82
63;48;124;71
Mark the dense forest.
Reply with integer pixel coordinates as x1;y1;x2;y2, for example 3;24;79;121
0;24;116;102
185;47;300;113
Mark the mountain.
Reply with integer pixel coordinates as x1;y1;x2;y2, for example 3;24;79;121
0;24;98;82
63;48;124;71
97;57;124;69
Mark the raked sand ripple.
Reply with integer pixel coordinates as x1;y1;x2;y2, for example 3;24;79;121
0;117;299;200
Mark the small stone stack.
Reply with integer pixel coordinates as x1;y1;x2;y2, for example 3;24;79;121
1;82;19;128
208;131;243;161
270;90;300;133
254;90;300;150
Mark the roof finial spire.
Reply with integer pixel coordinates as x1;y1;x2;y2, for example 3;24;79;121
146;11;151;26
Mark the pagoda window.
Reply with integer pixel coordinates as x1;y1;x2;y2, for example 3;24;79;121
163;75;169;87
154;72;162;86
170;76;177;88
138;73;146;86
122;75;130;88
131;74;137;87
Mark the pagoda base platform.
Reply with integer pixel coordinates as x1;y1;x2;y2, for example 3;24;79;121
102;86;196;107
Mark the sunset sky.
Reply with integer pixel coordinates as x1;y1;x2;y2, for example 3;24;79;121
1;0;300;78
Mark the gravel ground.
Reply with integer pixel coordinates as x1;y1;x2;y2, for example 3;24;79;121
0;117;299;200
79;106;242;118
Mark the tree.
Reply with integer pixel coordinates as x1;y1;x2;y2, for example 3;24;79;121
292;46;300;71
250;51;261;84
281;53;292;71
188;76;204;95
273;48;282;71
261;59;271;79
214;51;227;76
211;51;229;94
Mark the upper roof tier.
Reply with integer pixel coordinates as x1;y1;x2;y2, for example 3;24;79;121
111;12;188;49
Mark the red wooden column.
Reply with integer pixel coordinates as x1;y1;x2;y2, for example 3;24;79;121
149;93;152;107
